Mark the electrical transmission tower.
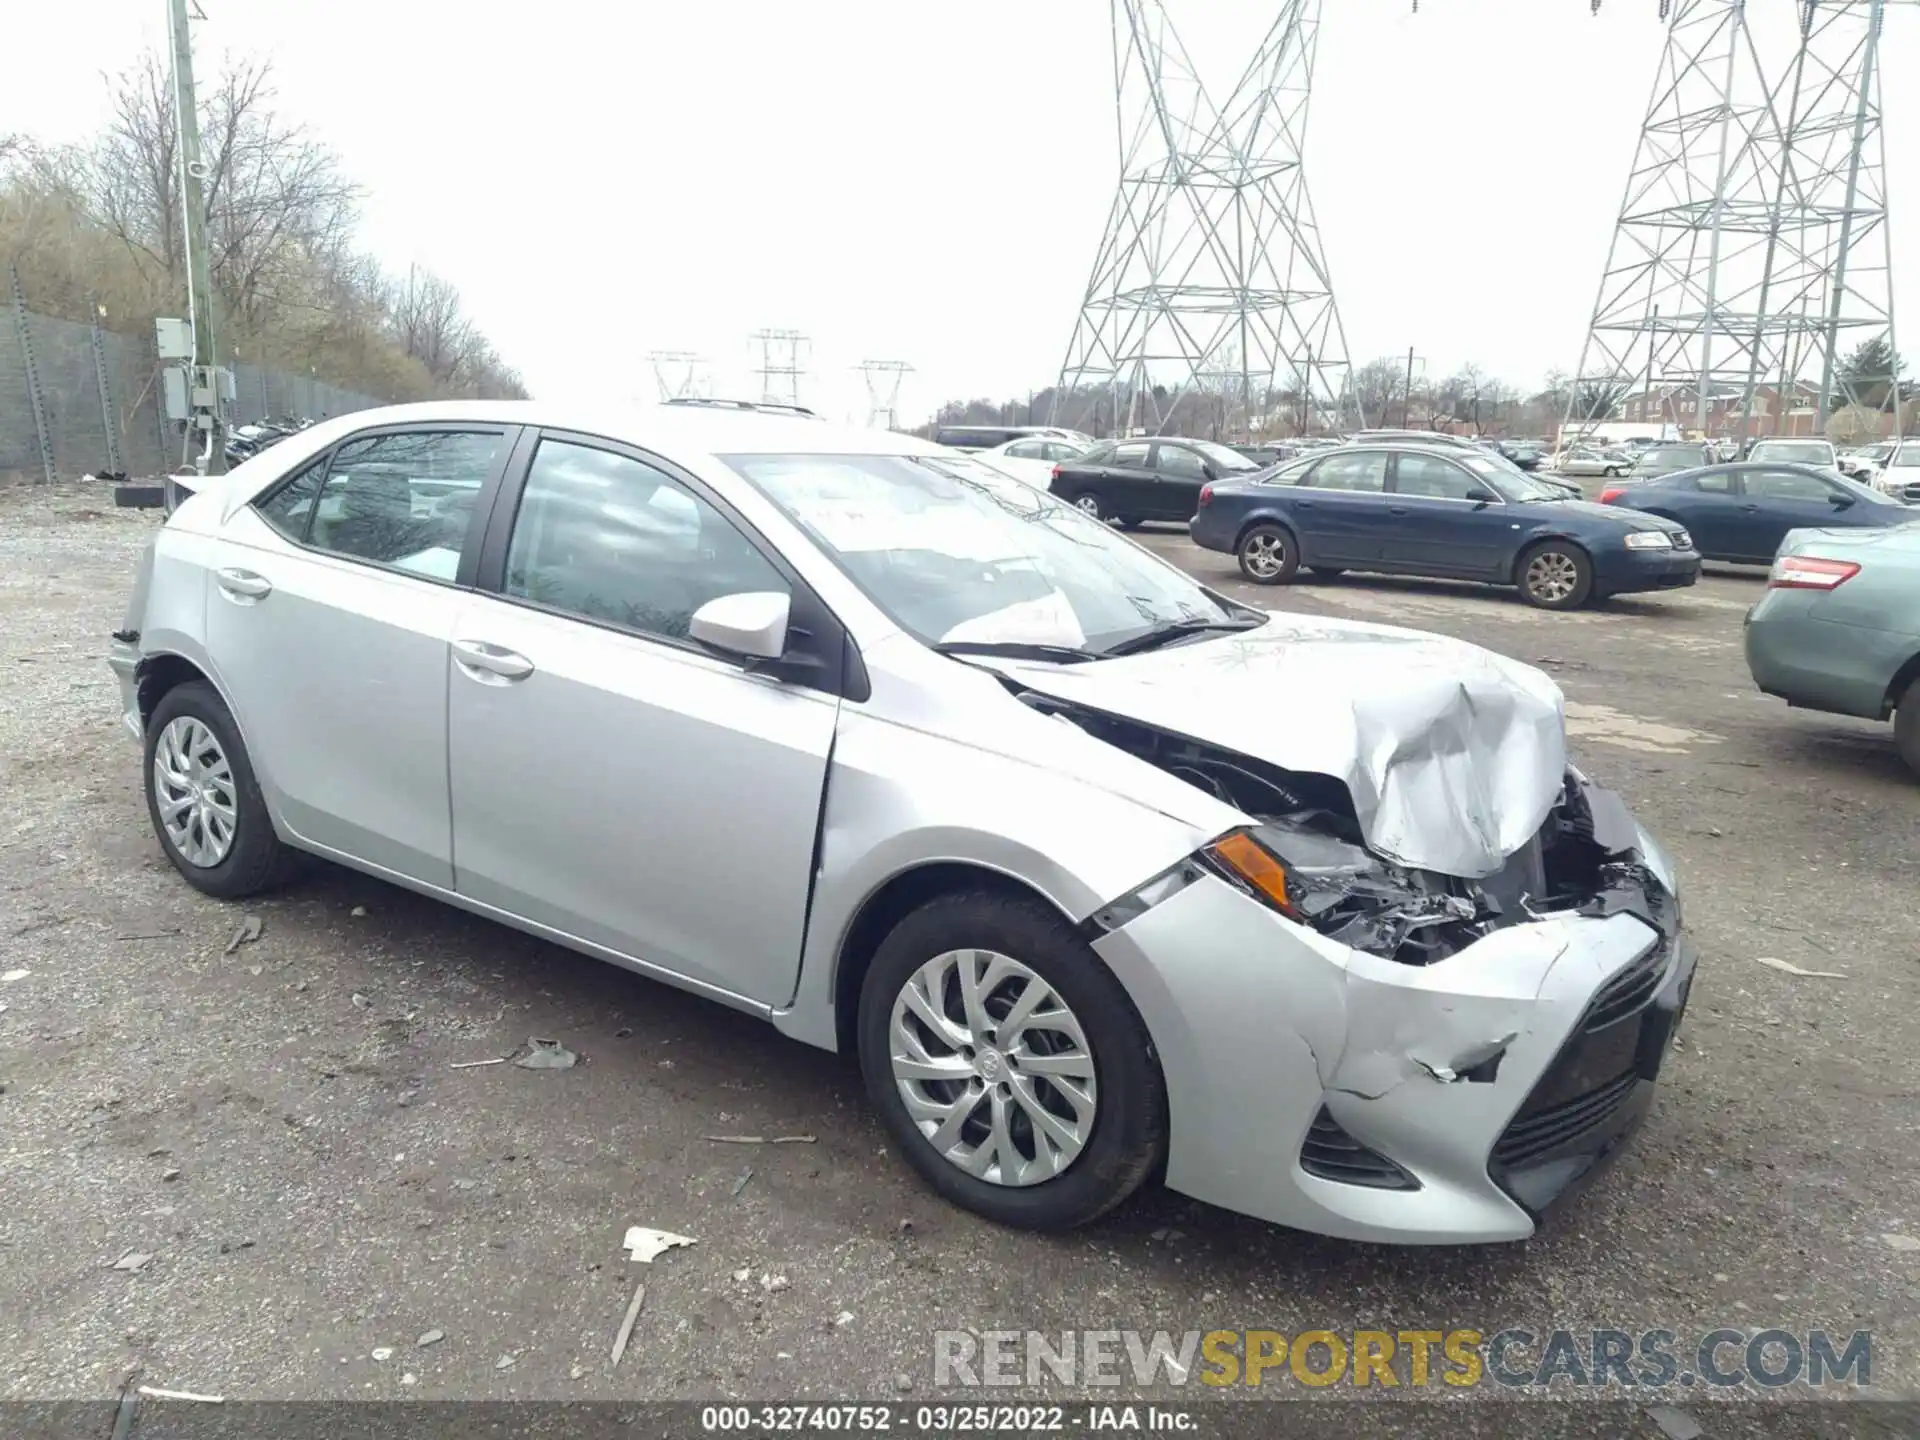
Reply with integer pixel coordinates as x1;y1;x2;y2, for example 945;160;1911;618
646;350;710;401
1569;0;1901;443
751;329;810;407
1054;0;1355;439
856;360;914;429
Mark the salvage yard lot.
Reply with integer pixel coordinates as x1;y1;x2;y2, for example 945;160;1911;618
2;482;1917;1404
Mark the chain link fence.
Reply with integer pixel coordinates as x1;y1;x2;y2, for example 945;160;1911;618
2;272;386;483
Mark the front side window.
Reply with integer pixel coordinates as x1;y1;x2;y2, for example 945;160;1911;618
1155;445;1207;479
725;452;1241;655
504;439;787;642
1393;453;1479;500
1303;451;1387;493
307;430;502;581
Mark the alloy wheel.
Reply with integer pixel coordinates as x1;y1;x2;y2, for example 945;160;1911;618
151;715;238;868
1242;531;1287;579
1073;495;1103;517
1525;550;1581;605
888;948;1098;1187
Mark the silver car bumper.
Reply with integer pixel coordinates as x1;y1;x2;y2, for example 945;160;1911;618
108;639;142;741
1093;865;1691;1244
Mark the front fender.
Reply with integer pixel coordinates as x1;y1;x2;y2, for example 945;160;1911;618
771;705;1220;1052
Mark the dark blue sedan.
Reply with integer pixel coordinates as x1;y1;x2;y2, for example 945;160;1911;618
1599;462;1919;563
1188;442;1701;610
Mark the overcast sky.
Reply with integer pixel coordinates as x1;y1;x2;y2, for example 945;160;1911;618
7;0;1917;423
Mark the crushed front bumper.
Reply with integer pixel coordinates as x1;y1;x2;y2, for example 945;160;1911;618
1091;835;1691;1244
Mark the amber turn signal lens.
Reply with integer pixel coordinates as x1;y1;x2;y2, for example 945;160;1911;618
1208;831;1294;914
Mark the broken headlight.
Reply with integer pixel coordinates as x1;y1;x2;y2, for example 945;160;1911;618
1205;816;1481;964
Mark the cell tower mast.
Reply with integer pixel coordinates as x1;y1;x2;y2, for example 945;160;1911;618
1568;0;1900;442
1054;0;1354;438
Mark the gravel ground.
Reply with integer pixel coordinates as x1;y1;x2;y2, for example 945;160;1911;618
1;481;1917;1427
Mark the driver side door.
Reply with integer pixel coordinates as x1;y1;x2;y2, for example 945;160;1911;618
1731;468;1851;561
445;432;846;1005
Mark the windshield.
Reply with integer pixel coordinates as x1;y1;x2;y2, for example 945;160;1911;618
724;452;1247;655
1889;446;1920;469
1189;440;1259;471
1751;442;1832;464
1459;451;1561;501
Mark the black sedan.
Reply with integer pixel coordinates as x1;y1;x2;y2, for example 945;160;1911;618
1188;442;1700;610
1048;437;1262;526
1599;462;1919;563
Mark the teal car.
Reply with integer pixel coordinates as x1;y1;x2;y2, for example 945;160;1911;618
1745;525;1920;775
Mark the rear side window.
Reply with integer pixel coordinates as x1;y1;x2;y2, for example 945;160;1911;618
1111;442;1151;468
1302;451;1387;493
1686;471;1733;494
255;460;327;541
308;430;503;581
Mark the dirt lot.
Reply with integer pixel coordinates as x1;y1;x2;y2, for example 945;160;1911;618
2;481;1917;1417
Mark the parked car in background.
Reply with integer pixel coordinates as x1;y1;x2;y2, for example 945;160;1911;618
1745;525;1920;776
1627;444;1717;482
1555;446;1631;479
933;424;1093;453
1048;436;1261;525
1599;462;1916;563
1499;441;1548;471
1233;442;1304;468
1188;441;1699;609
107;400;1694;1241
1875;441;1920;503
1746;439;1840;476
973;435;1089;491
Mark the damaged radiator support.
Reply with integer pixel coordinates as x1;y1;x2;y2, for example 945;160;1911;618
1024;691;1661;967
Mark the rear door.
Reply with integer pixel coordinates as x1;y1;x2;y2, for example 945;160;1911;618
1384;451;1513;578
1288;449;1391;564
1148;442;1210;519
204;424;516;888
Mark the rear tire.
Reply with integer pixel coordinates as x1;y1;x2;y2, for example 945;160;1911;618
1516;540;1594;610
857;890;1167;1231
1070;492;1107;522
1236;523;1299;585
144;680;299;899
1896;676;1920;778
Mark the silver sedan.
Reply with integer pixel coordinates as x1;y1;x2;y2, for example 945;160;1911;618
109;401;1693;1242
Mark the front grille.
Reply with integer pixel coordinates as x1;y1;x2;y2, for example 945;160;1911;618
1585;942;1668;1031
1491;1069;1637;1168
1299;1106;1419;1190
1901;481;1920;504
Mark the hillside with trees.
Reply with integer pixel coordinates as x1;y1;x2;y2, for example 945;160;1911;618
0;52;525;404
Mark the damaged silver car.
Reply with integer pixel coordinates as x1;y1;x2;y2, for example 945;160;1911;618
108;402;1695;1242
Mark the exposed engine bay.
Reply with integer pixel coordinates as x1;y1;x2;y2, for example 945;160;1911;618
1023;692;1665;966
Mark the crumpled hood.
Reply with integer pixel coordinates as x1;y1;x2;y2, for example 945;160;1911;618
1002;612;1567;878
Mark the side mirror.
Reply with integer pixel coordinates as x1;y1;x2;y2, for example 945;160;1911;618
1830;492;1855;508
1200;462;1219;481
1465;487;1499;504
689;591;790;660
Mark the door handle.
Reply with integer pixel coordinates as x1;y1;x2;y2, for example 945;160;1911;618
1388;506;1409;516
1296;499;1316;509
1740;504;1760;512
215;568;272;601
452;639;535;683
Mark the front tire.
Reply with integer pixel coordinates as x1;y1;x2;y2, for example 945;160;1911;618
857;890;1167;1231
1896;676;1920;778
1236;523;1299;585
144;680;298;899
1517;541;1594;610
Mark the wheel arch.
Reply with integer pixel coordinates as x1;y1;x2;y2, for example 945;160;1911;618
1883;647;1920;720
1509;531;1595;586
828;861;1080;1056
1233;510;1301;553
